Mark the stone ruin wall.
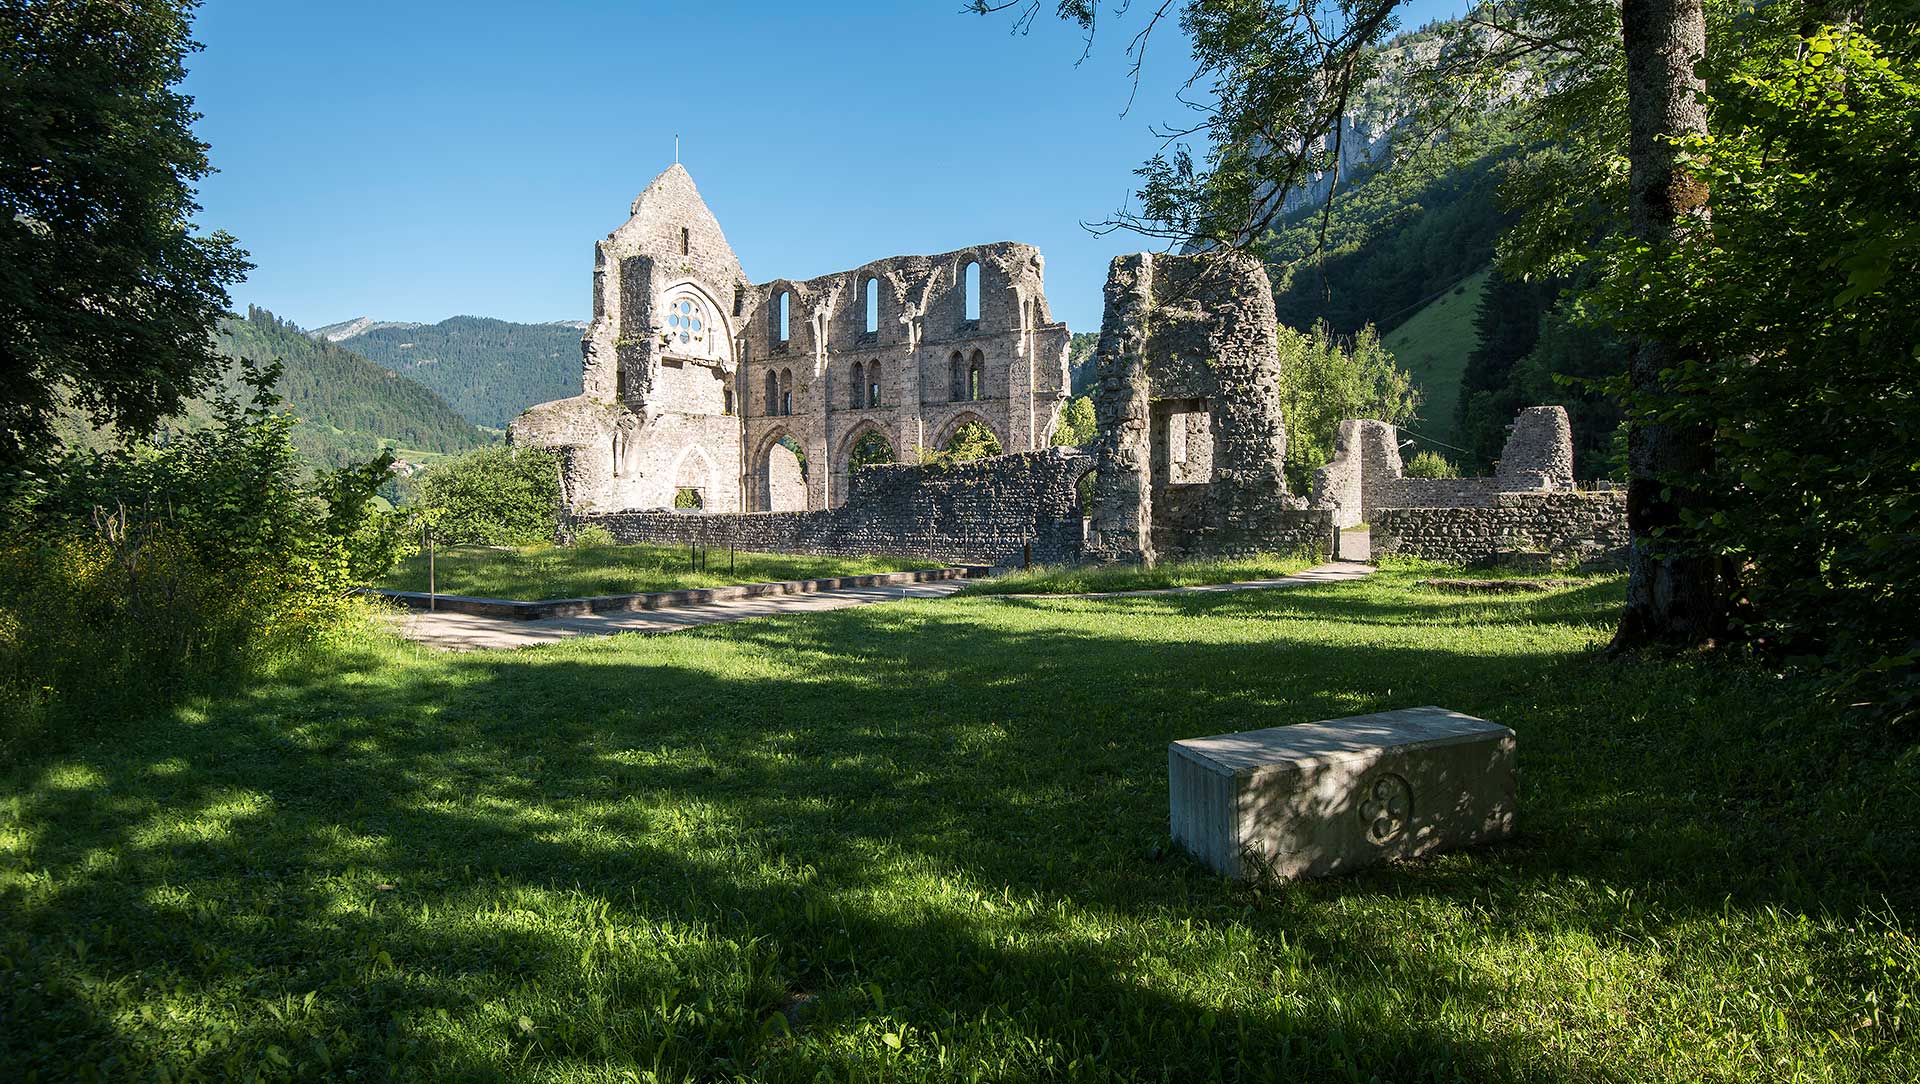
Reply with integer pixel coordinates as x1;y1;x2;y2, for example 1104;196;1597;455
511;165;1071;518
579;449;1094;568
1373;491;1630;568
1085;251;1332;563
1307;405;1627;567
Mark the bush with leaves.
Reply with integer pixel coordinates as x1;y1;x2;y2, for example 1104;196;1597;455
410;444;560;546
0;360;404;753
1275;323;1420;493
1587;25;1919;722
1403;450;1460;479
1051;395;1098;447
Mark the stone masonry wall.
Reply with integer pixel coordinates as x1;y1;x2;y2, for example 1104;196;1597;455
1087;251;1327;563
1373;491;1630;568
581;449;1094;567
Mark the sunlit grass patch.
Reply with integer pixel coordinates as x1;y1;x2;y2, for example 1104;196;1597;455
0;569;1914;1081
959;551;1319;595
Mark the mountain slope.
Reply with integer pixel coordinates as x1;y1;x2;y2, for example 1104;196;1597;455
321;316;586;428
1380;267;1490;450
217;307;491;469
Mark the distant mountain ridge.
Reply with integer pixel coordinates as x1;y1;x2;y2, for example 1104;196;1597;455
311;316;587;428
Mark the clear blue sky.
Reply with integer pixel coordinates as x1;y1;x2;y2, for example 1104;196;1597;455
185;0;1465;335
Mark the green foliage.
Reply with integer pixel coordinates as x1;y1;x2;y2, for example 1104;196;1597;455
568;523;615;547
920;421;1004;469
380;543;938;600
216;308;489;471
1586;25;1920;719
1276;323;1421;493
327;316;586;428
0;359;400;754
5;568;1918;1079
0;0;252;469
672;487;704;510
410;445;561;546
1403;450;1460;479
848;429;896;472
1266;154;1514;337
1050;395;1098;447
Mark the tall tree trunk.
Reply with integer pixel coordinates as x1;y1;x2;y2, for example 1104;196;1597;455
1612;0;1722;650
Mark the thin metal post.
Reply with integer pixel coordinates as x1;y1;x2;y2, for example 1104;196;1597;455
428;527;436;611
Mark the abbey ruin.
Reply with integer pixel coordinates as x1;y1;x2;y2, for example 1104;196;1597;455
511;165;1071;514
517;164;1625;569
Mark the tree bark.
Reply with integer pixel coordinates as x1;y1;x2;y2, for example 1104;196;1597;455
1612;0;1723;650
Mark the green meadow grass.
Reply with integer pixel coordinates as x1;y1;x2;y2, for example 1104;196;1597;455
959;553;1320;595
1384;266;1490;448
380;543;941;600
3;572;1916;1081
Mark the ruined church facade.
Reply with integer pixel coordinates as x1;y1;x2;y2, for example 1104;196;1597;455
511;165;1072;513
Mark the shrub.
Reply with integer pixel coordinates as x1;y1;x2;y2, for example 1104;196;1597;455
0;360;399;754
1404;450;1460;479
411;444;560;545
570;523;615;547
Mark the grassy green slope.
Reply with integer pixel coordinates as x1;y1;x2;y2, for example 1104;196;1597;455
1382;266;1489;448
3;572;1915;1081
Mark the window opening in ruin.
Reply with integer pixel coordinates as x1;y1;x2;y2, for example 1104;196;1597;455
661;290;715;359
1151;400;1216;485
733;285;744;316
849;429;894;473
850;361;865;409
949;352;964;401
673;486;703;510
942;419;1001;461
867;359;881;407
779;368;793;416
967;350;985;401
764;371;777;416
963;260;980;321
776;291;790;343
864;277;879;334
680;227;690;255
723;389;734;416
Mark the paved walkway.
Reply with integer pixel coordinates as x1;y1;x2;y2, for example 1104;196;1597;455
997;560;1374;600
392;578;972;651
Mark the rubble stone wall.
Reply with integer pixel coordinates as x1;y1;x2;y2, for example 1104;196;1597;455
1373;491;1630;568
581;449;1095;567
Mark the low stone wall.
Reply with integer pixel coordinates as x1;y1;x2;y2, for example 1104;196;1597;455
1373;491;1629;568
1377;477;1503;509
580;449;1094;567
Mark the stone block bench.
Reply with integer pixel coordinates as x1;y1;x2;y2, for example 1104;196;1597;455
1169;706;1516;881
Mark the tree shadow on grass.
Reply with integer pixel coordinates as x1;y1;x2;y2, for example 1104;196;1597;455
2;583;1915;1080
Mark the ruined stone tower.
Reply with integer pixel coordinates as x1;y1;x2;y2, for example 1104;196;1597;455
512;165;1072;513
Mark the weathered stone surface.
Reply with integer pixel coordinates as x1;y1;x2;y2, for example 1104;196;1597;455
580;448;1095;567
1307;405;1624;565
1373;491;1630;569
512;164;1071;514
1086;252;1329;563
1169;706;1517;881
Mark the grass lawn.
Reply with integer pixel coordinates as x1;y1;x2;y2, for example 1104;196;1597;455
961;552;1320;595
1383;266;1490;450
4;572;1917;1081
379;542;942;600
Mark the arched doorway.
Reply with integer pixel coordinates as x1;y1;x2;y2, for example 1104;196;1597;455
752;431;809;511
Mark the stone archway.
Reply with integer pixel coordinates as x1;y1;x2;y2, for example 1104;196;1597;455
750;429;809;512
835;423;897;505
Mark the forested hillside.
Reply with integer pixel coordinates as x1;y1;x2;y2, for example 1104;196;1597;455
323;316;585;428
216;308;490;469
